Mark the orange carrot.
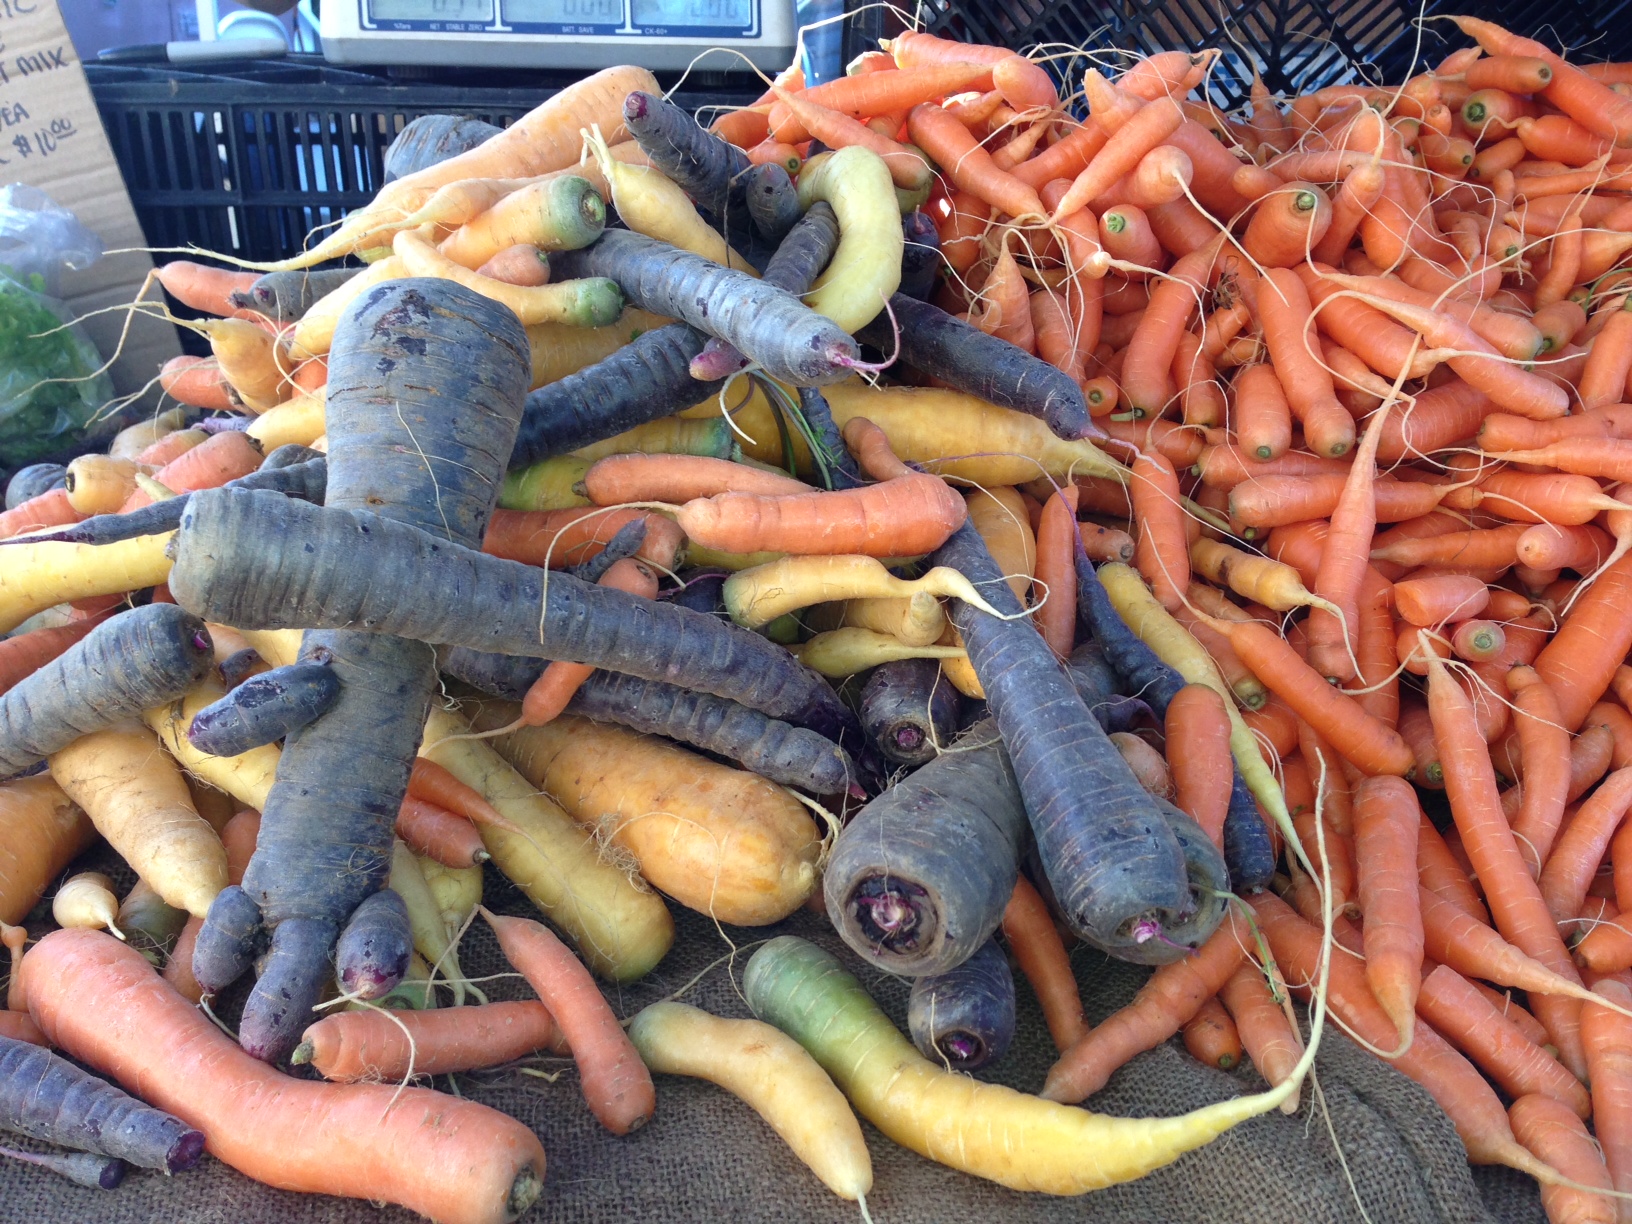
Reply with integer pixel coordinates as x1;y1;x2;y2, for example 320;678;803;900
1420;885;1600;1008
163;918;204;1005
0;615;106;696
158;356;235;411
396;797;488;869
676;469;966;559
1307;408;1388;681
1533;551;1632;731
482;908;654;1135
1050;97;1185;221
1033;486;1079;658
1540;767;1632;926
1040;910;1248;1103
1509;1094;1615;1224
1001;875;1086;1054
0;488;82;541
1369;524;1528;570
133;427;207;469
1249;891;1550;1174
520;558;659;725
1181;995;1242;1070
1029;288;1086;382
972;236;1036;350
1130;453;1187;611
1165;684;1232;850
23;928;546;1224
475;245;552;287
1416;965;1591;1119
1515;524;1615;573
1424;651;1590;1083
770;62;993;142
1231;363;1293;461
1219;963;1303;1110
907;103;1046;220
1393;574;1491;627
1206;616;1413;776
769;88;930;189
1509;666;1573;878
1580;975;1632;1207
1256;268;1354;458
220;810;260;886
294;1001;565;1083
407;758;517;834
120;431;264;513
1354;776;1423;1050
1242;182;1332;269
483;507;684;571
1121;234;1223;418
154;261;260;317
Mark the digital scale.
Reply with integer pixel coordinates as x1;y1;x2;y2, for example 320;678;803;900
318;0;800;71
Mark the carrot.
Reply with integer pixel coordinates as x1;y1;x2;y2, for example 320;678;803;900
482;908;654;1135
1541;768;1632;926
1001;875;1086;1054
153;261;259;317
0;615;104;696
293;1000;563;1082
1041;910;1248;1103
1166;685;1232;850
769;88;930;189
0;488;82;542
1370;524;1528;569
119;431;265;514
1219;963;1303;1112
907;103;1046;220
1516;524;1615;572
1416;966;1592;1119
1182;996;1242;1070
1033;486;1079;659
1248;891;1547;1174
1231;363;1292;461
484;507;684;570
1130;453;1188;611
475;244;552;286
1534;551;1632;731
22;929;545;1223
1352;776;1423;1050
1580;976;1632;1207
1118;236;1222;417
1510;1094;1616;1224
1243;182;1332;268
396;797;487;869
1051;97;1185;221
519;557;659;725
1255;269;1354;458
676;470;966;558
1424;651;1591;1083
1394;574;1491;626
1099;204;1162;270
1203;616;1412;776
158;355;235;411
1419;885;1598;1015
1030;288;1086;383
971;235;1036;350
1308;407;1389;681
1454;15;1632;144
1509;666;1574;877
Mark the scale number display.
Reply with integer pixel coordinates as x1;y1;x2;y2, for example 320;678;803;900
504;0;622;32
631;0;752;31
366;0;495;29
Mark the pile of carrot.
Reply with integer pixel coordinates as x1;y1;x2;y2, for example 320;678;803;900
9;11;1632;1220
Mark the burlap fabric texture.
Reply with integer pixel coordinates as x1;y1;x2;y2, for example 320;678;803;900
0;847;1546;1224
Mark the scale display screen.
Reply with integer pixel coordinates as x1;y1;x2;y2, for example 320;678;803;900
366;0;495;28
503;0;622;31
631;0;752;31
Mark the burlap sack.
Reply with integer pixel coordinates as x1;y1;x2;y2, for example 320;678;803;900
0;849;1544;1224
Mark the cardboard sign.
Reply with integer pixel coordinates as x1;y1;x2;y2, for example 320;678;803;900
0;0;178;400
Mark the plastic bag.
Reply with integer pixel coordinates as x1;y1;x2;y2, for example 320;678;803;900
0;184;112;468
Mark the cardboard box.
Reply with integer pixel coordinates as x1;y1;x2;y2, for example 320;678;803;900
0;0;179;403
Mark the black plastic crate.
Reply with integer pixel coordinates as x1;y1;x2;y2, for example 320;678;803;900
86;56;762;265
